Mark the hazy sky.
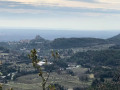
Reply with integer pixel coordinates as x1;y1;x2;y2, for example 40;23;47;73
0;0;120;30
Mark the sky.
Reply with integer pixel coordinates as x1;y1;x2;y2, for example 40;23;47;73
0;0;120;30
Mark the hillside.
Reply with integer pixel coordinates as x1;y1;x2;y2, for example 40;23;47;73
108;33;120;44
2;35;51;51
0;34;120;90
67;49;120;66
50;38;108;49
0;36;110;50
67;49;120;82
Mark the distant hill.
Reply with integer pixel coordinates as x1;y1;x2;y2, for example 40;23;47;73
108;34;120;44
50;38;108;49
67;49;120;66
2;33;120;50
30;35;47;43
16;36;109;50
15;35;50;50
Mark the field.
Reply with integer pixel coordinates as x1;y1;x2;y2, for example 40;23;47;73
3;67;92;90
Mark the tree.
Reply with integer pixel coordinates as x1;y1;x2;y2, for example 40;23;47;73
0;63;13;90
28;49;59;90
0;84;2;90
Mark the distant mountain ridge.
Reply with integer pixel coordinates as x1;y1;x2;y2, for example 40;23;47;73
108;34;120;44
50;38;108;49
1;33;120;49
30;35;48;43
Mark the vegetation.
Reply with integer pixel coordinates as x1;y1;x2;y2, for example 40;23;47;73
0;47;9;53
108;33;120;44
89;76;120;90
51;38;108;49
68;49;120;66
67;49;120;80
1;34;120;90
28;49;61;90
28;49;50;90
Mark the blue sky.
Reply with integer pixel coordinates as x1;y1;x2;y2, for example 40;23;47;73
0;0;120;30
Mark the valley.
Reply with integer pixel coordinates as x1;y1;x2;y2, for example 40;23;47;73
0;33;120;90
